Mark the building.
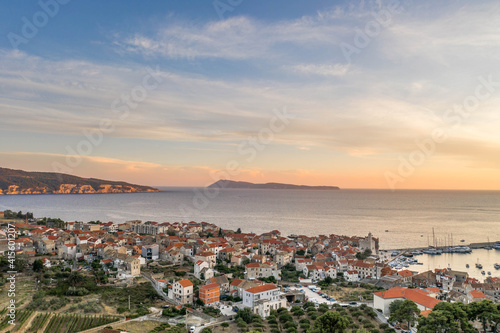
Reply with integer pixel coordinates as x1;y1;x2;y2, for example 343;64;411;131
467;290;487;304
194;251;216;268
141;244;159;261
374;287;441;315
169;279;194;304
199;283;220;305
358;232;378;255
245;262;280;281
242;283;287;317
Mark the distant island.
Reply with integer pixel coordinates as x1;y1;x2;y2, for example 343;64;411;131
0;167;160;195
208;179;340;190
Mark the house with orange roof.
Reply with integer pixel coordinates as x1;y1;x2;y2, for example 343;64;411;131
374;286;441;315
169;279;194;304
303;264;325;281
275;251;293;267
467;290;487;303
245;262;280;281
194;251;216;268
397;270;414;283
195;261;214;281
345;270;360;282
242;283;287;317
60;243;77;259
199;283;220;305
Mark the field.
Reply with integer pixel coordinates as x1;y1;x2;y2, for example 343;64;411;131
207;303;388;333
113;320;163;333
0;311;121;333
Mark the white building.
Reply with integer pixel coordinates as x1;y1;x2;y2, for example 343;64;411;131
242;284;287;317
373;287;441;315
168;279;194;304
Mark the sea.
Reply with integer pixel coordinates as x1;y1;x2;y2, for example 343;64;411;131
1;188;500;279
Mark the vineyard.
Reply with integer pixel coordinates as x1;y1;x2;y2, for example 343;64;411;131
40;313;121;333
0;309;121;333
0;309;34;331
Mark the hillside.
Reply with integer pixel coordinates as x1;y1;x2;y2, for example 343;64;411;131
0;167;160;195
208;180;340;190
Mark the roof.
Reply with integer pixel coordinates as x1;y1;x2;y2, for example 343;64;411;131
374;287;441;309
469;290;486;298
177;279;193;288
398;270;414;278
230;278;244;287
245;283;278;294
200;283;219;291
420;310;432;317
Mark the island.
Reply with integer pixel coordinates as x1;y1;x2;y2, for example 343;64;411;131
0;167;160;195
208;179;340;190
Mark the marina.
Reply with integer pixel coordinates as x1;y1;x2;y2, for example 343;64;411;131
381;248;500;281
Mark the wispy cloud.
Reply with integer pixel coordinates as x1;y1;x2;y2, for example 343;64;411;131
285;63;350;76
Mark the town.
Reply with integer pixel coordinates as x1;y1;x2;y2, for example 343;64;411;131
0;210;499;333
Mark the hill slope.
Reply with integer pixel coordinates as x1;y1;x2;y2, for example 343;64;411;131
208;180;339;190
0;167;160;195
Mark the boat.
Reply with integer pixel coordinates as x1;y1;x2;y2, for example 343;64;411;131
460;239;465;242
466;264;470;268
385;230;389;232
481;271;486;275
423;248;442;255
488;272;491;275
494;263;500;270
493;242;500;250
476;263;483;269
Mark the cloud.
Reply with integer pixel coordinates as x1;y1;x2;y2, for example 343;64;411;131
285;63;350;76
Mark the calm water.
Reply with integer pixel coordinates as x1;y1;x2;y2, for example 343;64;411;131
414;249;500;280
1;188;500;251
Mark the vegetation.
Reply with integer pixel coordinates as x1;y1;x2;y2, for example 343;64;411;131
2;209;33;219
42;313;120;333
0;166;159;193
389;299;419;330
355;249;372;260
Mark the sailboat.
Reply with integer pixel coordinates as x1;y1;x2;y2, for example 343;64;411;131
475;258;483;269
485;237;493;250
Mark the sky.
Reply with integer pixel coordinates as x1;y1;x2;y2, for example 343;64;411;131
1;0;500;189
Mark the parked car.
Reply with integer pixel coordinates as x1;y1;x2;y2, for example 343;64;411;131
189;327;195;332
349;301;357;305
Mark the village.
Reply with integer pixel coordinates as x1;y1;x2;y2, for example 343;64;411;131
0;211;499;333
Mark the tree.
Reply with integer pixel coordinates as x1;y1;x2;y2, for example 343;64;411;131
296;249;305;256
355;249;372;260
308;311;349;333
418;302;474;333
221;322;229;330
236;307;254;324
389;300;404;314
67;271;84;287
236;228;242;234
389;299;419;330
200;328;212;333
33;259;44;272
468;299;499;333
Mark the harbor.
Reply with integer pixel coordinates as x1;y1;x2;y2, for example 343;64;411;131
380;247;500;281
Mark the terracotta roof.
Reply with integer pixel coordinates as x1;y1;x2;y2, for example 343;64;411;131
177;279;193;288
469;290;486;298
398;270;414;277
374;287;441;310
200;283;219;291
230;278;244;287
420;310;432;317
245;283;278;294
